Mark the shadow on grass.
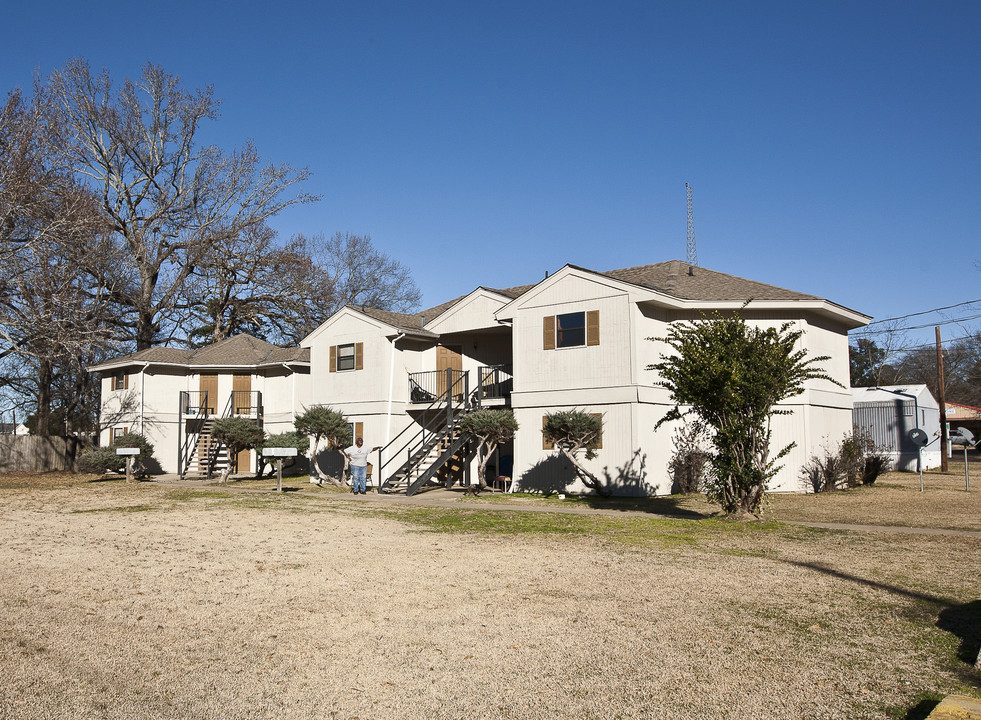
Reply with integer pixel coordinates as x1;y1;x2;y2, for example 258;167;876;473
888;694;943;720
780;559;981;684
938;600;981;667
570;494;717;520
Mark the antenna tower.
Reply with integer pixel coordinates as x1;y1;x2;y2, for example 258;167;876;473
685;182;697;266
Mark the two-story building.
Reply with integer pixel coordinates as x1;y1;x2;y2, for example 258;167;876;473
91;260;869;494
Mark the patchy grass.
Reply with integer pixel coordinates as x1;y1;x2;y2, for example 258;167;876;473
384;505;784;549
0;471;120;490
765;462;981;531
72;503;158;514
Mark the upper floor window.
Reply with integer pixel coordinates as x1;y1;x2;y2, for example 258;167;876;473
112;371;129;391
556;312;585;348
337;343;356;371
330;342;364;372
543;310;600;350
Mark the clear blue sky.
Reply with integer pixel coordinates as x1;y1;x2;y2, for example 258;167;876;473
3;1;979;348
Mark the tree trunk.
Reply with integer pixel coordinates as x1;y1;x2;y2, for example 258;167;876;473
310;438;343;485
35;359;53;437
558;446;610;496
476;440;495;490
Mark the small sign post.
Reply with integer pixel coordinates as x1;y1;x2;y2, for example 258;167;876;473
115;447;140;483
262;448;298;493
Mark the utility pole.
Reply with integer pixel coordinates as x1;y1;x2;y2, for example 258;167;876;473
936;326;948;472
686;183;697;267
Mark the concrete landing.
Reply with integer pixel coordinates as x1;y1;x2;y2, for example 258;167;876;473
927;695;981;720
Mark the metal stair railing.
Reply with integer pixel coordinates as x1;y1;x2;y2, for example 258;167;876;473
404;429;478;495
377;369;471;493
178;391;211;480
203;393;237;478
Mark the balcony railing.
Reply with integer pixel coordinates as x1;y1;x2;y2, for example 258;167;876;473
407;366;512;406
408;369;467;404
180;391;214;416
179;390;263;418
232;391;262;417
476;365;513;403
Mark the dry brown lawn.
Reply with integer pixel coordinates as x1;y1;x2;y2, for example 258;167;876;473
1;470;979;720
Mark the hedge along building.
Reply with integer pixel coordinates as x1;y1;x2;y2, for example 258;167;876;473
91;260;869;492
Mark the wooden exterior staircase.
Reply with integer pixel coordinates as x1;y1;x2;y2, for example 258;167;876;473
378;369;478;496
178;390;262;480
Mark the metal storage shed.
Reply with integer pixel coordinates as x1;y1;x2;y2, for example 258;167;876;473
851;385;941;471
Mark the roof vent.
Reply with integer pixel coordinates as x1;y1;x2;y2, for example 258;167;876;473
688;265;695;276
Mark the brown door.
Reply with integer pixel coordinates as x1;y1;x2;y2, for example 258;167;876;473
436;345;463;399
233;374;251;414
199;373;218;415
232;374;252;472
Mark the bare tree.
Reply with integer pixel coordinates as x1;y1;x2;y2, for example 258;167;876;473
184;231;422;345
0;83;119;435
48;59;318;350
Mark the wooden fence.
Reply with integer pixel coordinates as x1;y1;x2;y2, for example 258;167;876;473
0;436;81;473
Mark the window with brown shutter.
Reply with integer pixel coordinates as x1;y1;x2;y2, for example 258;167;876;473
590;413;603;449
331;343;364;372
586;310;600;346
541;414;602;449
112;371;129;390
543;310;599;349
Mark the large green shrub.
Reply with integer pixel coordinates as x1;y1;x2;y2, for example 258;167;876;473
78;432;155;476
460;409;518;490
650;312;838;516
255;431;310;478
542;410;607;495
211;417;265;483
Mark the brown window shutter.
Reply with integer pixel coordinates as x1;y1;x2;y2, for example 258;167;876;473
590;413;603;450
329;345;337;372
543;316;555;350
124;373;129;389
355;342;364;370
109;427;115;446
355;421;363;440
586;310;600;346
542;416;554;450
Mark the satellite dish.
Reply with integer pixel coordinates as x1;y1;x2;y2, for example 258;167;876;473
956;426;976;445
908;428;928;447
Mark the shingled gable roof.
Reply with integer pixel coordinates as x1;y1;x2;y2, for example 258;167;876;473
349;283;536;336
597;260;823;302
89;333;309;372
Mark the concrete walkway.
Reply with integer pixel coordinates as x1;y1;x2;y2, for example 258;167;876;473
146;475;981;538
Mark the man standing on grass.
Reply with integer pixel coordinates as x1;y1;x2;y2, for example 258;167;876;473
343;437;380;495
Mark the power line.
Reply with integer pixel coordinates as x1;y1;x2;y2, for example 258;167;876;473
851;331;979;353
865;298;981;326
856;313;981;335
